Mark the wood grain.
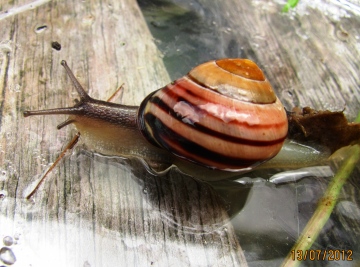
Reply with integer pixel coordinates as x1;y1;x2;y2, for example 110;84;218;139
0;0;246;266
1;0;359;266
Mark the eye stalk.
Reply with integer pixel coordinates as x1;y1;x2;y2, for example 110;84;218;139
23;60;93;121
23;60;138;130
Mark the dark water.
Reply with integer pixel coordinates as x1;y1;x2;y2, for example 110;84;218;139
137;0;248;79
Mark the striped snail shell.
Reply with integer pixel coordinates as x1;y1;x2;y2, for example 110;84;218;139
24;59;288;175
138;59;288;171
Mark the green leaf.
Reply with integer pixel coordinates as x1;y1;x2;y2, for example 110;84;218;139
355;110;360;123
282;0;300;12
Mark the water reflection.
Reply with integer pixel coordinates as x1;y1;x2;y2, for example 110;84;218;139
1;142;358;266
91;152;241;234
90;150;358;257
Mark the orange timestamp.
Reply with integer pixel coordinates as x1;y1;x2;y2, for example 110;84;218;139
291;249;353;261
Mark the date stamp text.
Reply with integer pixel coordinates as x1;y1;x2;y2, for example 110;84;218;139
291;249;353;261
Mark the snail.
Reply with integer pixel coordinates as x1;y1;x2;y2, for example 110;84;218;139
24;59;293;180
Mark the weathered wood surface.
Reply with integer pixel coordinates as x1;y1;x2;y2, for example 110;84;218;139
0;0;246;266
0;0;359;266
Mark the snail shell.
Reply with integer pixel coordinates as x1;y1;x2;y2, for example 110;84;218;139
24;59;288;176
138;59;288;171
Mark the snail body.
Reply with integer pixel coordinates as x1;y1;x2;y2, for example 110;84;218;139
24;59;288;179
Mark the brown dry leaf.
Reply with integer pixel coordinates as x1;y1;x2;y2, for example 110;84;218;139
288;107;360;153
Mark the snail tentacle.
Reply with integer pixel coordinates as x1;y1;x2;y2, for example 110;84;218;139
60;60;91;102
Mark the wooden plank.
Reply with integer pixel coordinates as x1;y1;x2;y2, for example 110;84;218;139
1;0;360;266
0;0;246;266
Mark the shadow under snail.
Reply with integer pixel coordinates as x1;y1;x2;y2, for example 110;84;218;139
24;59;328;181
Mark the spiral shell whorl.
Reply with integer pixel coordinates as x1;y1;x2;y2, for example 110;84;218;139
189;58;276;104
138;59;288;171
